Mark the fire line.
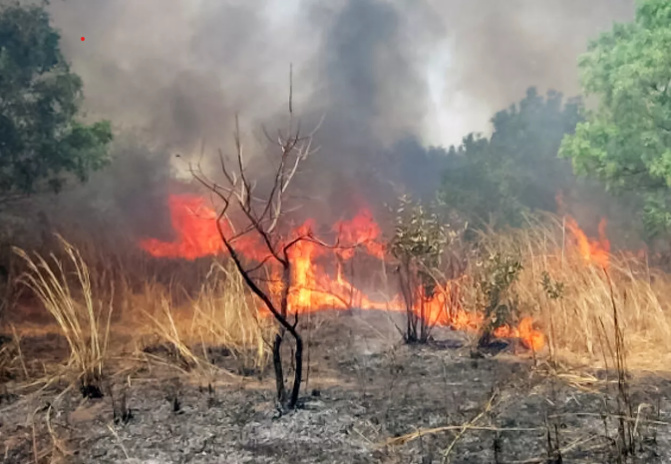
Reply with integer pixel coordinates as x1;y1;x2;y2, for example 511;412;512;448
141;193;549;351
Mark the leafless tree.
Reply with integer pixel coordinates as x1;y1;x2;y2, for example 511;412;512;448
189;77;323;410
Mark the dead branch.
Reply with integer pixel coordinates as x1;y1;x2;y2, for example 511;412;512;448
188;72;322;409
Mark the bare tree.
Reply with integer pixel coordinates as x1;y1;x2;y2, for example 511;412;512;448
189;79;323;410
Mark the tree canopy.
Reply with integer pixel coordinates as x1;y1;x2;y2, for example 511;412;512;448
0;3;112;203
440;88;582;229
559;0;671;238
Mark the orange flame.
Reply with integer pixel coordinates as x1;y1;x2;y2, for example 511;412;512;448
493;317;546;352
564;216;610;269
333;209;386;259
139;194;222;260
140;194;545;351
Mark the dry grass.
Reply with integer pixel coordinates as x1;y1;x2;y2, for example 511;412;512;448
478;215;671;371
138;261;274;375
191;261;273;370
8;213;671;383
13;236;113;394
7;232;273;386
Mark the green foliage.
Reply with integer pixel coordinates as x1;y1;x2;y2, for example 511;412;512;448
389;195;448;290
559;0;671;238
478;252;522;318
0;3;112;202
541;271;565;301
389;195;449;343
440;88;582;230
475;252;522;345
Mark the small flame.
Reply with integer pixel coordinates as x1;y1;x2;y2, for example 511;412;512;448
493;317;546;351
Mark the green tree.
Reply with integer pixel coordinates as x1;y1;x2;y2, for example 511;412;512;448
0;3;112;204
440;88;582;230
559;0;671;238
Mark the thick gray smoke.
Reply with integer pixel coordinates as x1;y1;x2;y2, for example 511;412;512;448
49;0;633;146
43;0;635;235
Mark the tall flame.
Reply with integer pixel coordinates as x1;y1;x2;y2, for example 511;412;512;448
565;216;610;269
140;194;546;351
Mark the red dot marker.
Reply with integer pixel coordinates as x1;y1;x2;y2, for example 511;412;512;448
81;37;85;41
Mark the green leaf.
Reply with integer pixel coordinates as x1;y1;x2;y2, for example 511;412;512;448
560;0;671;238
0;4;113;201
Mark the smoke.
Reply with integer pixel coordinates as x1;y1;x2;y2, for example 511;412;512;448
426;0;634;143
49;0;635;145
41;0;635;238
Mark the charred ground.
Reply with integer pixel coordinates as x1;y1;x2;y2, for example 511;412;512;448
2;310;670;464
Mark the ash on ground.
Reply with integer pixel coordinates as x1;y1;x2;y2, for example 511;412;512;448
2;311;670;463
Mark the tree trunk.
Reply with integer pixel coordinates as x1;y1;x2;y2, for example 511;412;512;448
420;297;428;342
398;261;417;342
274;259;304;410
272;333;286;405
288;331;303;409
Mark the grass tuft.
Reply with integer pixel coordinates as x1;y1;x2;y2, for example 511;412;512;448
13;235;112;396
140;261;273;376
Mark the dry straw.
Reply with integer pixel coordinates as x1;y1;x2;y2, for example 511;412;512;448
14;235;113;391
478;215;671;371
140;260;274;375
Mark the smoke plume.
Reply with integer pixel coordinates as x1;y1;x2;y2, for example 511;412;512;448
41;0;635;236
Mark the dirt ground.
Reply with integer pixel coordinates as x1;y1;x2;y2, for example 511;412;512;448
2;310;670;463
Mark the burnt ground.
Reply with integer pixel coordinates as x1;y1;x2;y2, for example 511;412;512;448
1;310;671;464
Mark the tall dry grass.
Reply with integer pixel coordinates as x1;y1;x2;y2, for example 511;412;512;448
478;216;671;371
139;261;274;375
13;236;113;393
9;229;272;383
192;262;273;369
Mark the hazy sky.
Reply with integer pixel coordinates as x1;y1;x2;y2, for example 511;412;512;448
48;0;635;150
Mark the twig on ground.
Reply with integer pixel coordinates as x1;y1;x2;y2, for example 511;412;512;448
441;390;498;463
106;423;130;459
379;390;512;454
547;412;670;427
382;424;542;448
504;433;604;463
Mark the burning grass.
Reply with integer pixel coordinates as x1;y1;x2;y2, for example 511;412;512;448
135;192;671;365
479;216;671;370
6;202;671;385
138;193;545;351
